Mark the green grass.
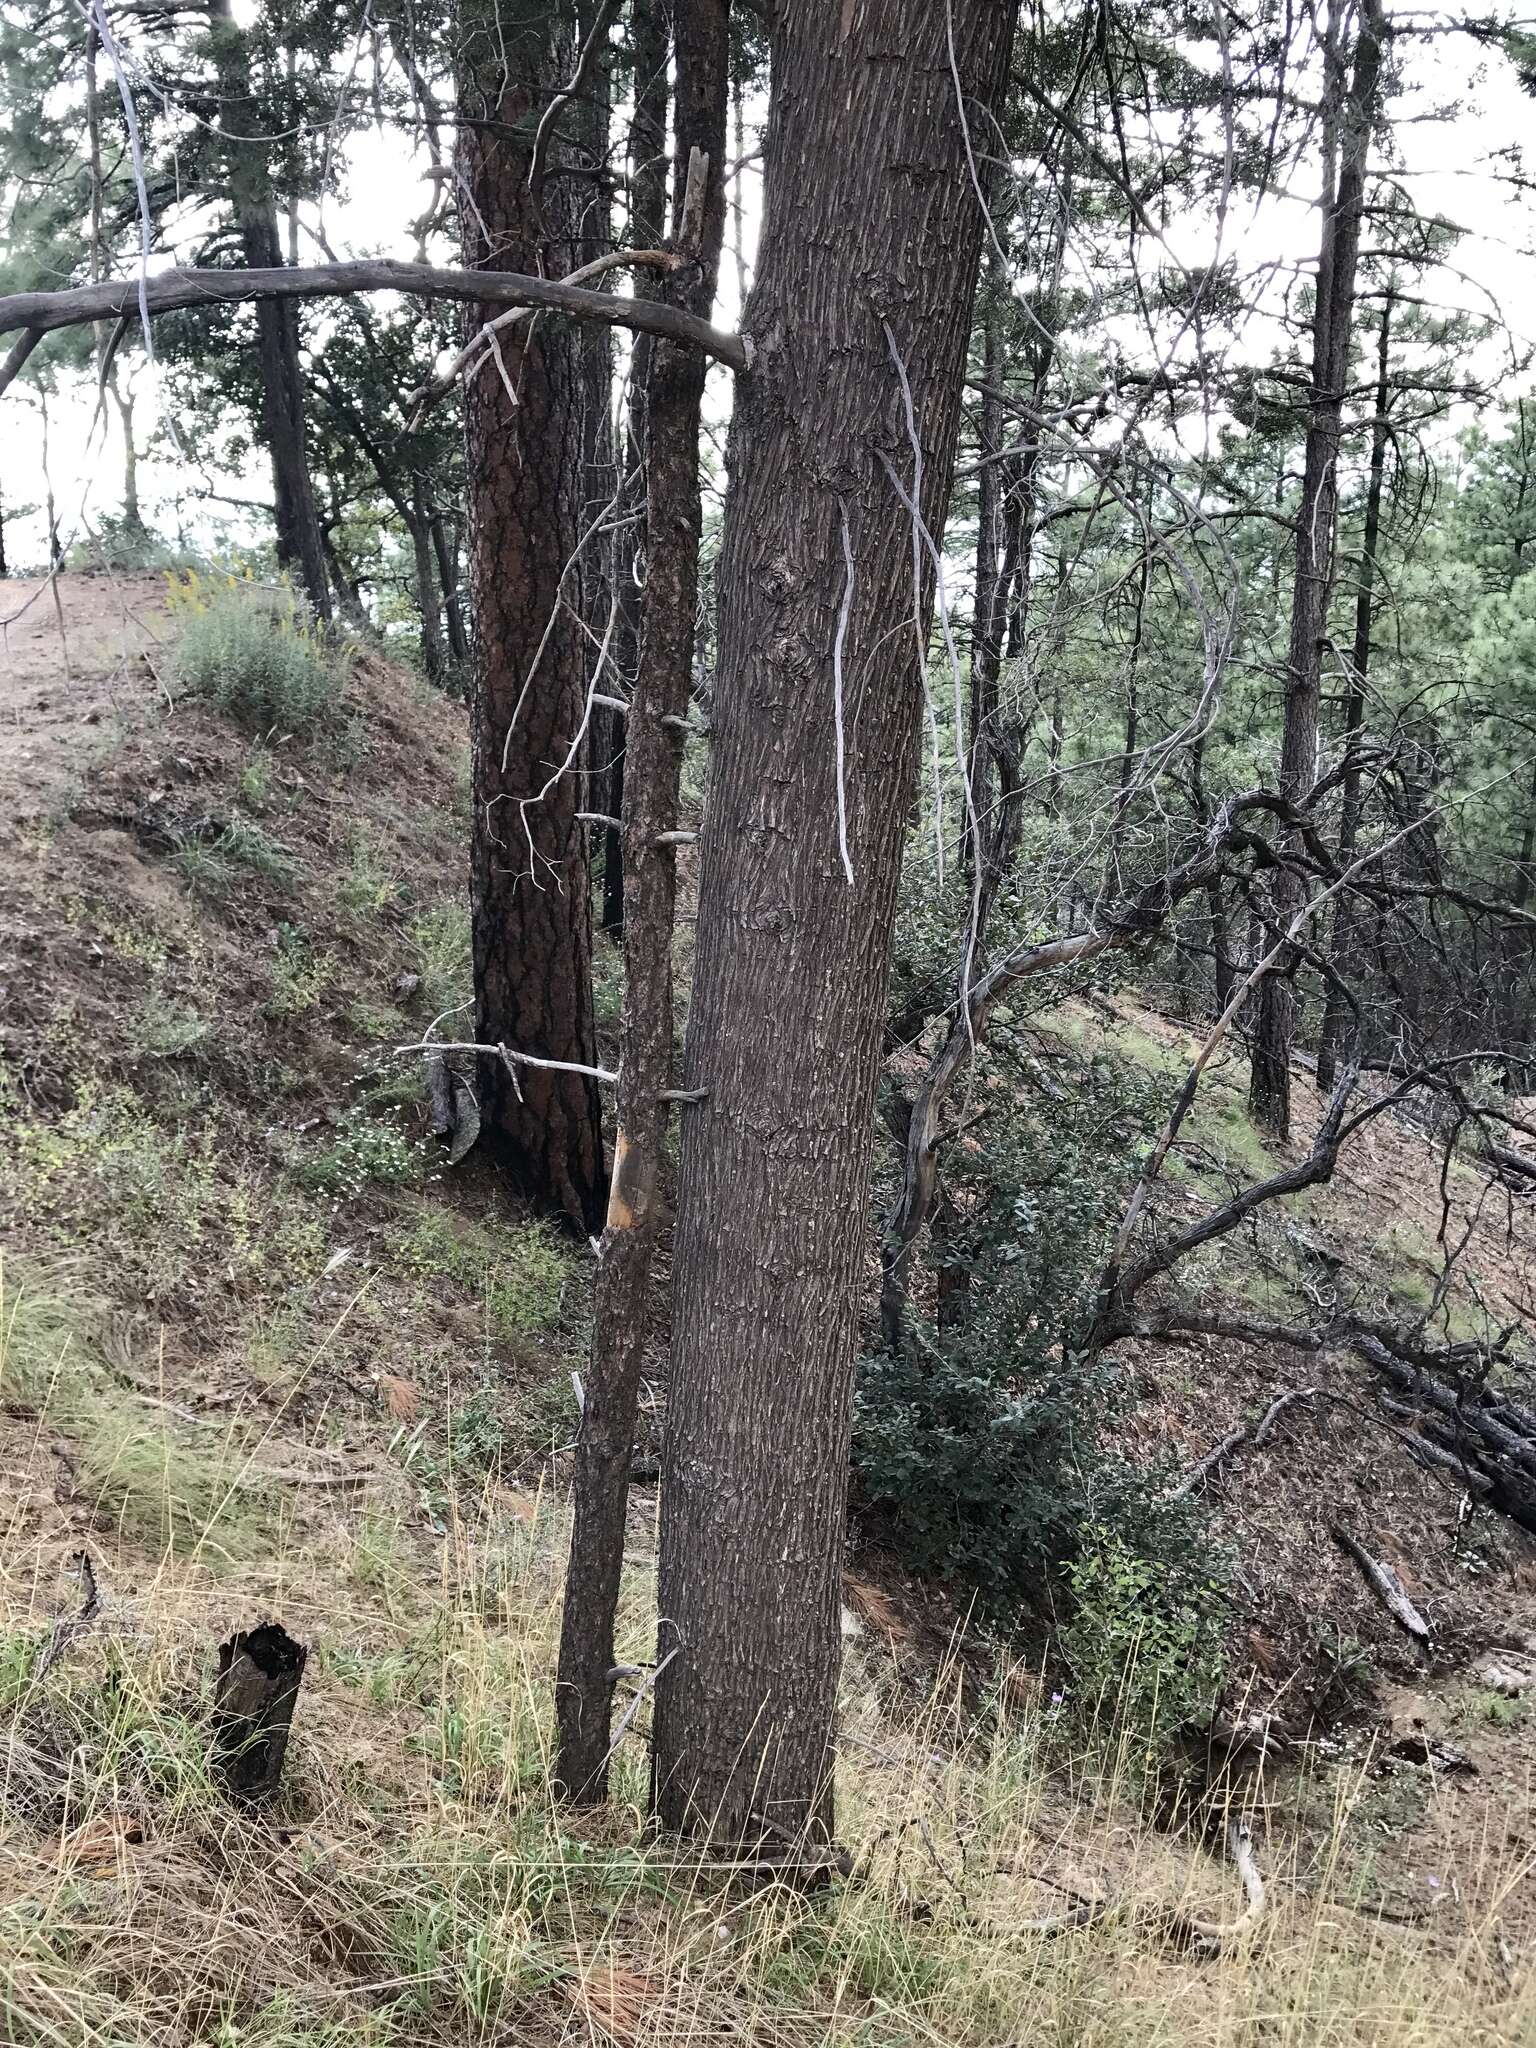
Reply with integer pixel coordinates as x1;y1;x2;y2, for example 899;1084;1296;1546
171;817;300;899
170;574;342;734
409;903;472;1028
399;1208;570;1342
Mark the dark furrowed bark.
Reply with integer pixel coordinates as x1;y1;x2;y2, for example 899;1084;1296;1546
650;0;1019;1853
602;0;673;938
554;0;731;1806
459;0;605;1233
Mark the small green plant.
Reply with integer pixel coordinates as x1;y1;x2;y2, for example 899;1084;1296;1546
1059;1522;1230;1766
409;902;472;1025
170;572;342;734
400;1210;569;1340
131;992;209;1060
171;817;297;897
266;923;332;1018
339;831;400;915
236;745;276;809
299;1109;425;1198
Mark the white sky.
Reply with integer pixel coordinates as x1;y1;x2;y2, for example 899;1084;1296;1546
6;7;1536;572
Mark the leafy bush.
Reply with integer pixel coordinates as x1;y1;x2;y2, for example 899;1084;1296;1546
1059;1522;1230;1761
856;1046;1172;1615
169;572;341;734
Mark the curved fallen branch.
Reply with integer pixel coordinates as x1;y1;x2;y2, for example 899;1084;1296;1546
1007;1819;1265;1954
0;260;750;398
1168;1388;1317;1498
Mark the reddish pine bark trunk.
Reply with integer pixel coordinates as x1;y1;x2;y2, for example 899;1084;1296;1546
458;1;606;1231
649;0;1018;1852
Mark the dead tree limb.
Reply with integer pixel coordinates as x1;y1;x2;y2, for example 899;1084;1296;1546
35;1553;102;1681
0;262;750;396
1329;1524;1432;1644
1167;1389;1316;1498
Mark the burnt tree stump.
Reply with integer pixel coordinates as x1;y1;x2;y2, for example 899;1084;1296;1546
213;1623;307;1799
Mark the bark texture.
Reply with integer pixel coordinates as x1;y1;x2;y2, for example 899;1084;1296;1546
602;0;673;937
207;0;331;619
459;0;605;1232
555;0;731;1805
1250;0;1387;1134
1316;288;1393;1090
650;0;1018;1850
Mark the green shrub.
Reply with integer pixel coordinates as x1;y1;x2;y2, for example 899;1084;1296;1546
130;992;210;1060
265;923;332;1017
856;1051;1172;1615
1059;1522;1230;1761
299;1109;425;1199
170;573;341;734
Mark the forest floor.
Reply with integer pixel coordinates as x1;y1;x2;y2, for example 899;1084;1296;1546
1;570;1534;2047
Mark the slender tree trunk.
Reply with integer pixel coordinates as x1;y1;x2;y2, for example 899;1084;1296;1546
1105;527;1151;895
206;0;330;617
555;0;730;1805
459;0;606;1232
650;0;1018;1852
429;508;469;665
410;480;447;682
602;0;672;937
575;0;618;817
1250;0;1387;1135
1317;287;1393;1090
1189;733;1235;1015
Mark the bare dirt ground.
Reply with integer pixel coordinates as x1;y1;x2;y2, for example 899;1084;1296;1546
0;571;177;833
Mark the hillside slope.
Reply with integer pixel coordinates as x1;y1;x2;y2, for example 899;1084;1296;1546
1;571;1534;2046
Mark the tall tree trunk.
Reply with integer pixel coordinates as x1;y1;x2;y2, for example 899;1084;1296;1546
207;0;332;619
554;0;730;1805
602;0;672;937
575;0;619;831
1317;286;1393;1090
1249;0;1387;1136
459;0;606;1232
649;0;1018;1852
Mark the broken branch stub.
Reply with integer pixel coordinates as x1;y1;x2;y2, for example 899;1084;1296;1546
213;1622;308;1799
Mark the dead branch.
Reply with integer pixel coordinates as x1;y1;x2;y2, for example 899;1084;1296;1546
394;1038;619;1085
1167;1390;1315;1498
1006;1819;1264;1952
35;1553;103;1681
1329;1523;1432;1644
0;262;750;395
528;0;625;197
